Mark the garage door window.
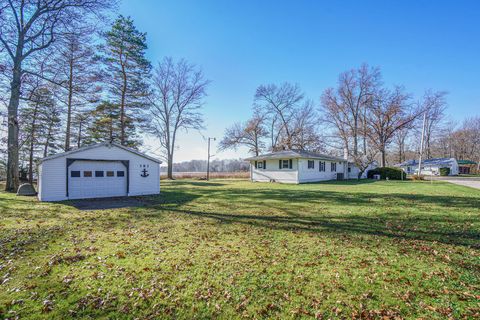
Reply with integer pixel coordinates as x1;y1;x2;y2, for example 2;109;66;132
106;171;114;177
84;171;92;177
117;171;125;177
95;171;104;177
71;171;80;177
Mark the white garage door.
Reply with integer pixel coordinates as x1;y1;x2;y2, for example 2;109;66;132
68;160;127;199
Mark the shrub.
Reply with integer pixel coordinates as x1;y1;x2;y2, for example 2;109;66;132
439;167;450;176
367;167;406;180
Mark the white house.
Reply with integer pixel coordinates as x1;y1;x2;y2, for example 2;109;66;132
37;142;161;201
245;150;373;183
397;158;459;176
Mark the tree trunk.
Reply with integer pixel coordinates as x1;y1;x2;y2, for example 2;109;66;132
362;107;367;155
65;57;74;151
120;63;127;145
28;137;35;184
77;119;83;147
353;118;358;156
380;147;386;167
167;153;174;179
6;62;22;192
44;128;52;157
28;104;39;183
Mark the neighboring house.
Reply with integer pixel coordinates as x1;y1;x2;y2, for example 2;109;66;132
245;150;374;183
397;158;459;176
37;142;161;201
457;160;478;174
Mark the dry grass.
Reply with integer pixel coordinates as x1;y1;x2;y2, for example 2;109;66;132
410;174;425;181
160;171;249;180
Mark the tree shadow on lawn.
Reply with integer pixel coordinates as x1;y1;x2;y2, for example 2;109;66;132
158;206;480;248
303;179;378;185
149;187;480;248
198;187;480;210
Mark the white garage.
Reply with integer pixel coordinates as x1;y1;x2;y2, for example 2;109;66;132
37;142;161;201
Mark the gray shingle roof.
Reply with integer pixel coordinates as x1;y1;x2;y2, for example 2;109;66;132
40;142;162;164
398;158;456;167
244;150;346;162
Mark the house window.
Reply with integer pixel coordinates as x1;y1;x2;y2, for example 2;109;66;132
348;167;351;173
307;160;314;169
117;171;125;177
95;171;104;177
71;171;80;177
282;160;289;169
319;161;326;172
106;171;114;177
257;161;263;169
83;171;92;177
331;162;337;172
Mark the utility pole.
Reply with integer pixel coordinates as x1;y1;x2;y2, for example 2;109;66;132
206;137;215;181
417;112;427;176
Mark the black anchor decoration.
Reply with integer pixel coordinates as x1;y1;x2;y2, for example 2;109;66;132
140;168;149;177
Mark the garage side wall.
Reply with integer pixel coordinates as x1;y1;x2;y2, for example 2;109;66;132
38;157;67;201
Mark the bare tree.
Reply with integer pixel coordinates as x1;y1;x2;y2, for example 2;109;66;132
254;83;304;150
219;115;267;156
444;117;480;169
0;0;114;191
393;126;411;163
366;87;418;167
351;147;378;180
290;101;324;151
148;57;209;179
418;90;448;158
320;64;381;157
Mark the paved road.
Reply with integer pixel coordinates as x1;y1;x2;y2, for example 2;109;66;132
430;176;480;190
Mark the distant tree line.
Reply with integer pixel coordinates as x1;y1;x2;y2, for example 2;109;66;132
160;159;249;173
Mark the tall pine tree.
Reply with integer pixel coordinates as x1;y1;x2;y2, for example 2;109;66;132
100;15;151;148
19;86;61;182
54;24;102;151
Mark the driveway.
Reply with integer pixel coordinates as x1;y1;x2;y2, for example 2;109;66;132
430;176;480;190
66;197;152;211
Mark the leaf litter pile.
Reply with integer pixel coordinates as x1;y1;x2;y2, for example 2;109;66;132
0;180;479;319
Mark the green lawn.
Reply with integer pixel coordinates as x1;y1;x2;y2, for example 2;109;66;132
0;180;479;319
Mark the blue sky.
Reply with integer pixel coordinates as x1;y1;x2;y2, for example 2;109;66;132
119;0;480;161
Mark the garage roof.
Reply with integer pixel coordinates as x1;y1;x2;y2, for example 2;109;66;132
40;142;162;164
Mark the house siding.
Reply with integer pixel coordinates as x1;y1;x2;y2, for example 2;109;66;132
251;159;299;183
38;145;160;201
298;159;346;183
250;158;353;183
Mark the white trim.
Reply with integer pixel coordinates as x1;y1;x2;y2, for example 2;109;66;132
40;142;162;164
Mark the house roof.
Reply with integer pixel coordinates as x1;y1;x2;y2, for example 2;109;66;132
40;142;162;164
457;160;477;165
244;150;346;162
398;158;456;167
